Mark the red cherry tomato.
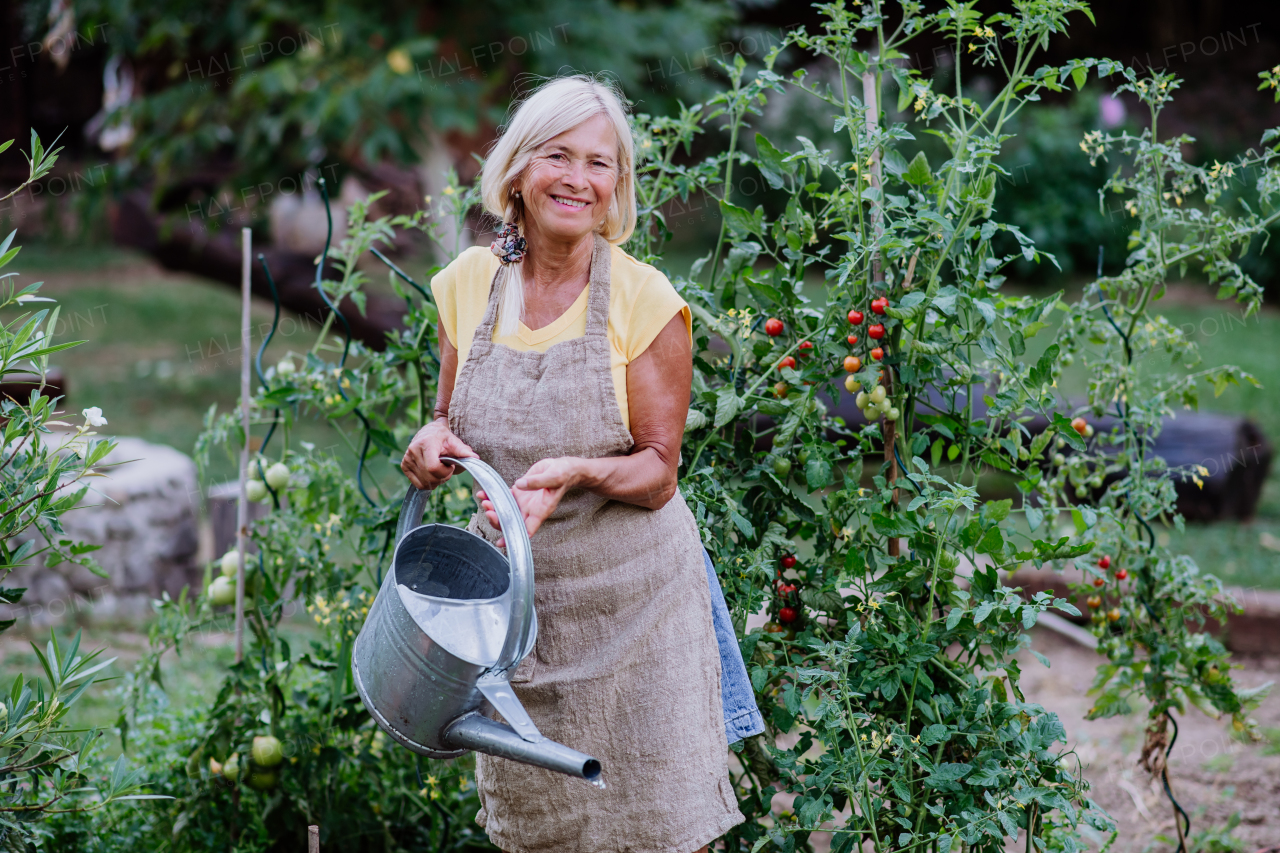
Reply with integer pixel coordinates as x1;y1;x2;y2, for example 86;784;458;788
1115;568;1128;581
848;310;864;326
777;356;797;371
871;297;889;315
868;323;885;340
843;355;862;373
765;317;784;337
798;341;814;357
778;606;798;624
779;583;797;594
773;381;789;398
847;334;859;346
780;554;797;569
1097;555;1111;569
1086;595;1102;609
1092;577;1105;588
1071;417;1088;436
870;347;884;361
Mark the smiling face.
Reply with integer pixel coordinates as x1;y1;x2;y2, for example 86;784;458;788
516;113;620;246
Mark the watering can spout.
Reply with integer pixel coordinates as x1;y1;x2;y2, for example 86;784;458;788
444;713;602;781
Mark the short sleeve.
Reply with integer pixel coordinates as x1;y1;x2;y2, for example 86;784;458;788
622;270;693;363
430;257;460;348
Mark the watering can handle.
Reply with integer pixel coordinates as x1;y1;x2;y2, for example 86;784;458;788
396;457;535;679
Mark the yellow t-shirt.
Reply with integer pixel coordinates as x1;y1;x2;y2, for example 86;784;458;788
431;244;692;431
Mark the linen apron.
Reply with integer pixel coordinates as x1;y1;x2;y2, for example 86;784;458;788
448;235;744;853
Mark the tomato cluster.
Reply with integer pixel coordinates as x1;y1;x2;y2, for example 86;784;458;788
765;553;804;636
842;296;892;395
1085;554;1128;625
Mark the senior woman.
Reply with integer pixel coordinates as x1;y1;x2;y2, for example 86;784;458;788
400;75;760;853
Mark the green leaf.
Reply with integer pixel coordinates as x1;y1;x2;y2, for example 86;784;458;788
982;499;1012;522
1030;344;1060;387
805;456;833;490
1071;66;1088;90
904;151;933;186
754;133;791;189
925;762;972;785
713;386;742;428
1025;505;1043;533
920;724;951;745
719;199;763;237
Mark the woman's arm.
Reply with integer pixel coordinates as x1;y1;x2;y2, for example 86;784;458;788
480;312;691;541
400;322;475;490
573;310;691;507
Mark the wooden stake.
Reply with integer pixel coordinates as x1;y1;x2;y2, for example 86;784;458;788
308;825;319;852
863;66;900;557
235;227;251;663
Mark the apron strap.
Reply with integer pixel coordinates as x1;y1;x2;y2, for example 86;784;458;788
474;263;508;342
584;234;612;340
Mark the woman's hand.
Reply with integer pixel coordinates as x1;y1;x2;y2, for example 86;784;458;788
477;457;582;546
401;417;476;490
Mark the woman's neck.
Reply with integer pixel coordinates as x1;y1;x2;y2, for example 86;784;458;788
520;224;594;293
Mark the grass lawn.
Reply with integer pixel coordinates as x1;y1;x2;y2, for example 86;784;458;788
16;242;411;486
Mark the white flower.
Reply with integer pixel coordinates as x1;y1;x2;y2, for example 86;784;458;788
82;407;108;427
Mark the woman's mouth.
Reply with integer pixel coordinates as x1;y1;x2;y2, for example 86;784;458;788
551;195;588;210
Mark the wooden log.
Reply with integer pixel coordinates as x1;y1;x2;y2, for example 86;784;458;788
108;191;407;350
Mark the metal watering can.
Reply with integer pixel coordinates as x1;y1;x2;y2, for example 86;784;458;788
352;456;601;782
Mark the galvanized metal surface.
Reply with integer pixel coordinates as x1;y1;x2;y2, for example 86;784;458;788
352;456;601;779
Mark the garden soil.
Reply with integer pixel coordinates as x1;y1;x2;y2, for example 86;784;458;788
1013;629;1280;852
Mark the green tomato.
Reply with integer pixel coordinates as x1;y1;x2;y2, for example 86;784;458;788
863;406;881;422
797;447;810;466
885;406;900;422
209;575;236;606
869;385;886;405
265;462;291;490
877;398;892;414
1053;453;1066;466
855;390;868;409
246;768;278;791
223;754;240;782
772;457;792;479
246;479;269;502
252;735;284;768
220;550;240;578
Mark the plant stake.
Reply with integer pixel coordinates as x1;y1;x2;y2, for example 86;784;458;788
235;227;251;663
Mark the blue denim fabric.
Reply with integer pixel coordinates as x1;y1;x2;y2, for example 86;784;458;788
703;550;765;744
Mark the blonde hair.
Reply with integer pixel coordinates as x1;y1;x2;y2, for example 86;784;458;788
479;74;636;337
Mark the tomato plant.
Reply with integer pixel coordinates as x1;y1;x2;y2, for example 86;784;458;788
626;2;1271;850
